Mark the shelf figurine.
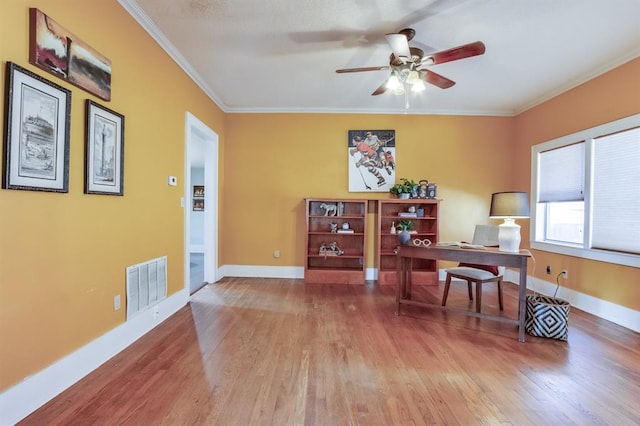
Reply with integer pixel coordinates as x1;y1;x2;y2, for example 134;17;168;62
320;202;338;216
319;242;344;256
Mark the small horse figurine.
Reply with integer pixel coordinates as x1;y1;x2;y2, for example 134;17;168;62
319;203;338;216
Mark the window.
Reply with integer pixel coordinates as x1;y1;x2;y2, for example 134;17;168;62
531;114;640;268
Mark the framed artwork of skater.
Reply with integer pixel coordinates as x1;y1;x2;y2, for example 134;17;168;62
347;129;395;192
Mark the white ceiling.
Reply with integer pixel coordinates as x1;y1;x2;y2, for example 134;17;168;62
119;0;640;116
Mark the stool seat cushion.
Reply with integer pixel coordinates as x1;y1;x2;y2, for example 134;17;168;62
445;266;498;281
458;262;499;276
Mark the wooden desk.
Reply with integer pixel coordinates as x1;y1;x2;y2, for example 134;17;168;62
396;245;532;342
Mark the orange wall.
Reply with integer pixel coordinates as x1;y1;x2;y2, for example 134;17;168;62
222;113;513;268
0;0;224;391
513;58;640;310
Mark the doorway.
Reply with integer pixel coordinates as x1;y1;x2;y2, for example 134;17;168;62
185;112;219;294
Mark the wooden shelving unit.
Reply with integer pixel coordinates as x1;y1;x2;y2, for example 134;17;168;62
376;199;440;285
305;198;367;284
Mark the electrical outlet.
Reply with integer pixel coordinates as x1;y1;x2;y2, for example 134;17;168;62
561;270;568;279
274;250;280;258
113;295;121;311
546;265;551;274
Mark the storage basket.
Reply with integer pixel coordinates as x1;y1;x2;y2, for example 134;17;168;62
525;295;570;341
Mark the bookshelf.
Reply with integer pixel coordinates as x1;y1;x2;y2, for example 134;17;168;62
376;199;440;285
304;198;367;284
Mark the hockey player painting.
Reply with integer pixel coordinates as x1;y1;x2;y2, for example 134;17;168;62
347;130;395;192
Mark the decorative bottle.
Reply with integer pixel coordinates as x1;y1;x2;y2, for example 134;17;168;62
398;225;411;245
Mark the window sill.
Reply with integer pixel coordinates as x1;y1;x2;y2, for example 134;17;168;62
531;241;640;268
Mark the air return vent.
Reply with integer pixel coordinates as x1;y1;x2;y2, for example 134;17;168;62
126;256;167;319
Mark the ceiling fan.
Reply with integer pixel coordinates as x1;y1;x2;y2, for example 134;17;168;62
336;28;485;97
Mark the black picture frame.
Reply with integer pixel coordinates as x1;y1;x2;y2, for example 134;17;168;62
193;185;204;197
3;62;71;192
193;198;204;211
417;180;429;198
85;100;125;195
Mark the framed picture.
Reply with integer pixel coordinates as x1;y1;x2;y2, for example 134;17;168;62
2;62;71;192
417;180;429;198
348;130;396;192
193;185;204;197
193;198;204;211
85;100;124;195
29;8;112;101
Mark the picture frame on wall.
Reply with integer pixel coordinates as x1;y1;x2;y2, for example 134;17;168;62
29;8;112;101
193;185;204;197
85;100;125;195
2;62;71;192
347;129;396;192
193;198;204;211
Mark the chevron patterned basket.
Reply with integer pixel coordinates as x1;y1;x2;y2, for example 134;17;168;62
525;295;570;341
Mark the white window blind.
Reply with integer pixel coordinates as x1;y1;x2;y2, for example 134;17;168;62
538;142;585;202
591;127;640;254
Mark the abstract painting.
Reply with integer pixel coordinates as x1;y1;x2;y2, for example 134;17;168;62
30;8;112;101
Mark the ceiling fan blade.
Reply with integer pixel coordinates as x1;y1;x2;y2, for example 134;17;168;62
385;33;411;59
371;80;389;96
422;41;486;65
336;65;389;73
421;69;456;89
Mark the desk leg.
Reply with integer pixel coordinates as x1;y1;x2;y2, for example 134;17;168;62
395;256;404;315
518;260;528;342
405;257;413;299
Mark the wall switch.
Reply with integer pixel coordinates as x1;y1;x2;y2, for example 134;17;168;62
114;295;121;311
168;176;177;186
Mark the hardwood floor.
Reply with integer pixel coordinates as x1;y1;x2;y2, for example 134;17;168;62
21;278;640;425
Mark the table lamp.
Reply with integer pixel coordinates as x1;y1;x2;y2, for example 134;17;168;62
489;191;530;252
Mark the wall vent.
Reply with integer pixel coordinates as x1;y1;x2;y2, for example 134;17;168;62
126;256;167;319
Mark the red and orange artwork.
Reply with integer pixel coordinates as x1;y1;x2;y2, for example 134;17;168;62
30;8;112;101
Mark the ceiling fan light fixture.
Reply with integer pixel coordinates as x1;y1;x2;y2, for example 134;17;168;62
398;68;411;82
335;28;486;101
411;80;426;92
386;73;402;91
406;70;420;84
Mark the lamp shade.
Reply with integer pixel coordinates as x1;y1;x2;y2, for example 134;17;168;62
489;191;530;218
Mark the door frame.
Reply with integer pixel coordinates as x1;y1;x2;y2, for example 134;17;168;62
184;112;219;289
